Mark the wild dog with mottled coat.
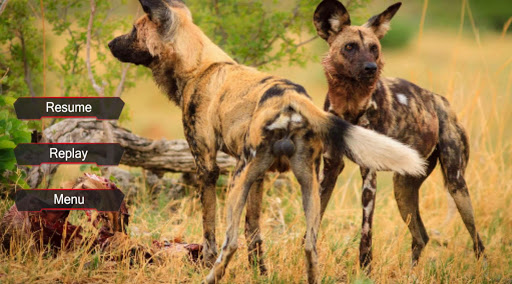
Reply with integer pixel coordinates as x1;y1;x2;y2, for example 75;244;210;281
108;0;425;282
314;0;485;270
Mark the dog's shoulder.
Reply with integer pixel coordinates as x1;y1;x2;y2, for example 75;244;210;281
379;77;444;104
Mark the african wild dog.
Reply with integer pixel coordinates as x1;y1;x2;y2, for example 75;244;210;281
314;0;485;269
108;0;425;282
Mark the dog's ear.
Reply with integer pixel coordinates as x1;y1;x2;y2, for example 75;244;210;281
139;0;173;28
363;2;401;39
314;0;351;42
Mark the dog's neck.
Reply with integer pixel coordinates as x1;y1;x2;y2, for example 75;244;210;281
150;24;234;108
151;63;183;106
323;57;380;123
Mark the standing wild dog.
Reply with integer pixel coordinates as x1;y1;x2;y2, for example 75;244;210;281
313;0;485;269
109;0;425;282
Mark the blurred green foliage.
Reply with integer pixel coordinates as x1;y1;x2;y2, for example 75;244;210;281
0;0;43;98
44;0;144;97
471;0;512;31
368;0;512;50
427;0;512;32
0;0;40;191
0;105;31;191
380;19;415;49
187;0;370;68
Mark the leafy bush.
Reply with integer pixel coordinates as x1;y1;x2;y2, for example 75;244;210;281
187;0;370;68
0;107;30;191
0;0;39;191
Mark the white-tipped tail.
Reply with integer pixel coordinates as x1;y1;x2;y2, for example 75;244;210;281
344;125;426;176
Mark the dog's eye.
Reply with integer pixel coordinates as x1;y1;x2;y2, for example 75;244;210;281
345;43;356;52
370;44;379;54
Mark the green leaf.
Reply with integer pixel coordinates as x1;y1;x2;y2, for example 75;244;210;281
0;149;16;170
79;164;91;172
8;172;29;189
0;140;16;149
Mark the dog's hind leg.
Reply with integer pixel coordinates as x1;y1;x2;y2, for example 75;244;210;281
290;138;322;284
319;153;345;219
393;150;438;266
244;177;267;274
438;126;485;258
206;150;273;284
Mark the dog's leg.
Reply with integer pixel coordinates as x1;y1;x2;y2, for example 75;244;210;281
290;140;322;284
393;151;438;266
186;126;220;266
359;168;376;270
319;153;345;219
206;152;273;284
244;177;267;274
196;162;220;267
438;129;485;258
199;167;219;266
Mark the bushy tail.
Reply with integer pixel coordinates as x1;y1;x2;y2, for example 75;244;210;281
269;95;425;175
325;115;426;176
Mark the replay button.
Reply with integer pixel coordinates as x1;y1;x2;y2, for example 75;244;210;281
14;143;124;166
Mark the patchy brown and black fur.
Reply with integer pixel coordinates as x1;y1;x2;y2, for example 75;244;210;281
109;1;426;282
314;0;485;270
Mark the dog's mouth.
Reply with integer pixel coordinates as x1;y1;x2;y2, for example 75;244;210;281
357;70;379;82
108;37;156;67
325;63;379;83
358;74;378;81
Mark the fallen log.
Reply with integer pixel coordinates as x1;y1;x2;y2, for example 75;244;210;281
26;119;236;188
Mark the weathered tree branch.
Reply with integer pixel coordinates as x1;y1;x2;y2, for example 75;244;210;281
113;64;130;97
253;35;319;68
0;0;8;16
295;35;319;48
0;67;8;81
260;4;300;53
86;0;104;97
19;31;36;97
26;119;236;188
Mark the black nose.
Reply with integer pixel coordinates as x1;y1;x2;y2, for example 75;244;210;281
364;62;378;73
108;40;114;50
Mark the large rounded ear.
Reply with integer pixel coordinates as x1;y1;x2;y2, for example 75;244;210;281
363;2;401;39
313;0;351;42
139;0;173;29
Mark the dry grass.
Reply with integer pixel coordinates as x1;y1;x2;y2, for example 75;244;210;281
2;21;512;284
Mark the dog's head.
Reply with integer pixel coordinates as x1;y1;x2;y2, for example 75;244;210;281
108;0;192;67
314;0;401;83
